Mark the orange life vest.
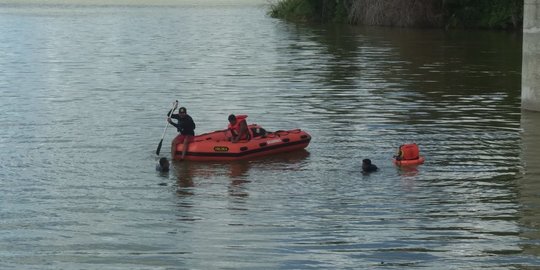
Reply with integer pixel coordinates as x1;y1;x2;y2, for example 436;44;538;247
399;143;420;160
228;115;250;140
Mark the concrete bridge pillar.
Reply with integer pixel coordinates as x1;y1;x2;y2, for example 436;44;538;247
523;0;540;111
519;110;540;256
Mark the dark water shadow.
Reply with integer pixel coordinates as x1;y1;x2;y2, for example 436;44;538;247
275;23;522;127
518;110;540;257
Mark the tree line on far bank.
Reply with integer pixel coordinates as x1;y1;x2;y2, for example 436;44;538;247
269;0;523;30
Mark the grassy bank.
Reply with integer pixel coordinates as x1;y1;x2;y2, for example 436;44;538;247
268;0;523;29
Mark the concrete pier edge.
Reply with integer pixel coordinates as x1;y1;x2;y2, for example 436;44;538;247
522;0;540;112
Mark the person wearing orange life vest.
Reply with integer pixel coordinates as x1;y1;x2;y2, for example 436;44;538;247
228;114;250;143
394;143;420;161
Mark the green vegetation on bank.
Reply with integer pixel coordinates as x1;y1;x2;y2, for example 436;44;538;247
268;0;523;29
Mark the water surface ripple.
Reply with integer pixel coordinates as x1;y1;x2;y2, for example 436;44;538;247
0;2;538;269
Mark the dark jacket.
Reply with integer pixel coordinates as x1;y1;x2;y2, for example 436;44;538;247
362;164;378;173
168;110;196;136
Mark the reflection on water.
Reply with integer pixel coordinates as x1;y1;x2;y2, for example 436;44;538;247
173;161;196;189
172;150;310;197
0;2;538;269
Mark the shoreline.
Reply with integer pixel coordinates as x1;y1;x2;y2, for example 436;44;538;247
0;0;268;6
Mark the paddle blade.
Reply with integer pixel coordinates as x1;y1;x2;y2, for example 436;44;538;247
156;139;164;156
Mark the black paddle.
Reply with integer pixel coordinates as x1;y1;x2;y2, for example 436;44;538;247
156;100;178;156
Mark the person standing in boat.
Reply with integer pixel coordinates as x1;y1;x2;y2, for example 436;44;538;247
168;107;196;160
228;114;250;143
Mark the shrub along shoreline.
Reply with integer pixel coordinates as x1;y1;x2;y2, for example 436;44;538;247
268;0;523;30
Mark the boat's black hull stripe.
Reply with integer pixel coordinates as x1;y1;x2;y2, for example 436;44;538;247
176;138;311;158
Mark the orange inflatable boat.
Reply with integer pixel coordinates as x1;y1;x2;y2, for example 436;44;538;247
171;124;311;161
392;143;425;166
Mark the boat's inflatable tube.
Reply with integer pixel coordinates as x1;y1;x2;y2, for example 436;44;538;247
172;124;311;161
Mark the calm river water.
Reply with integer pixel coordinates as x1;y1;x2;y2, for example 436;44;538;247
1;1;539;269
